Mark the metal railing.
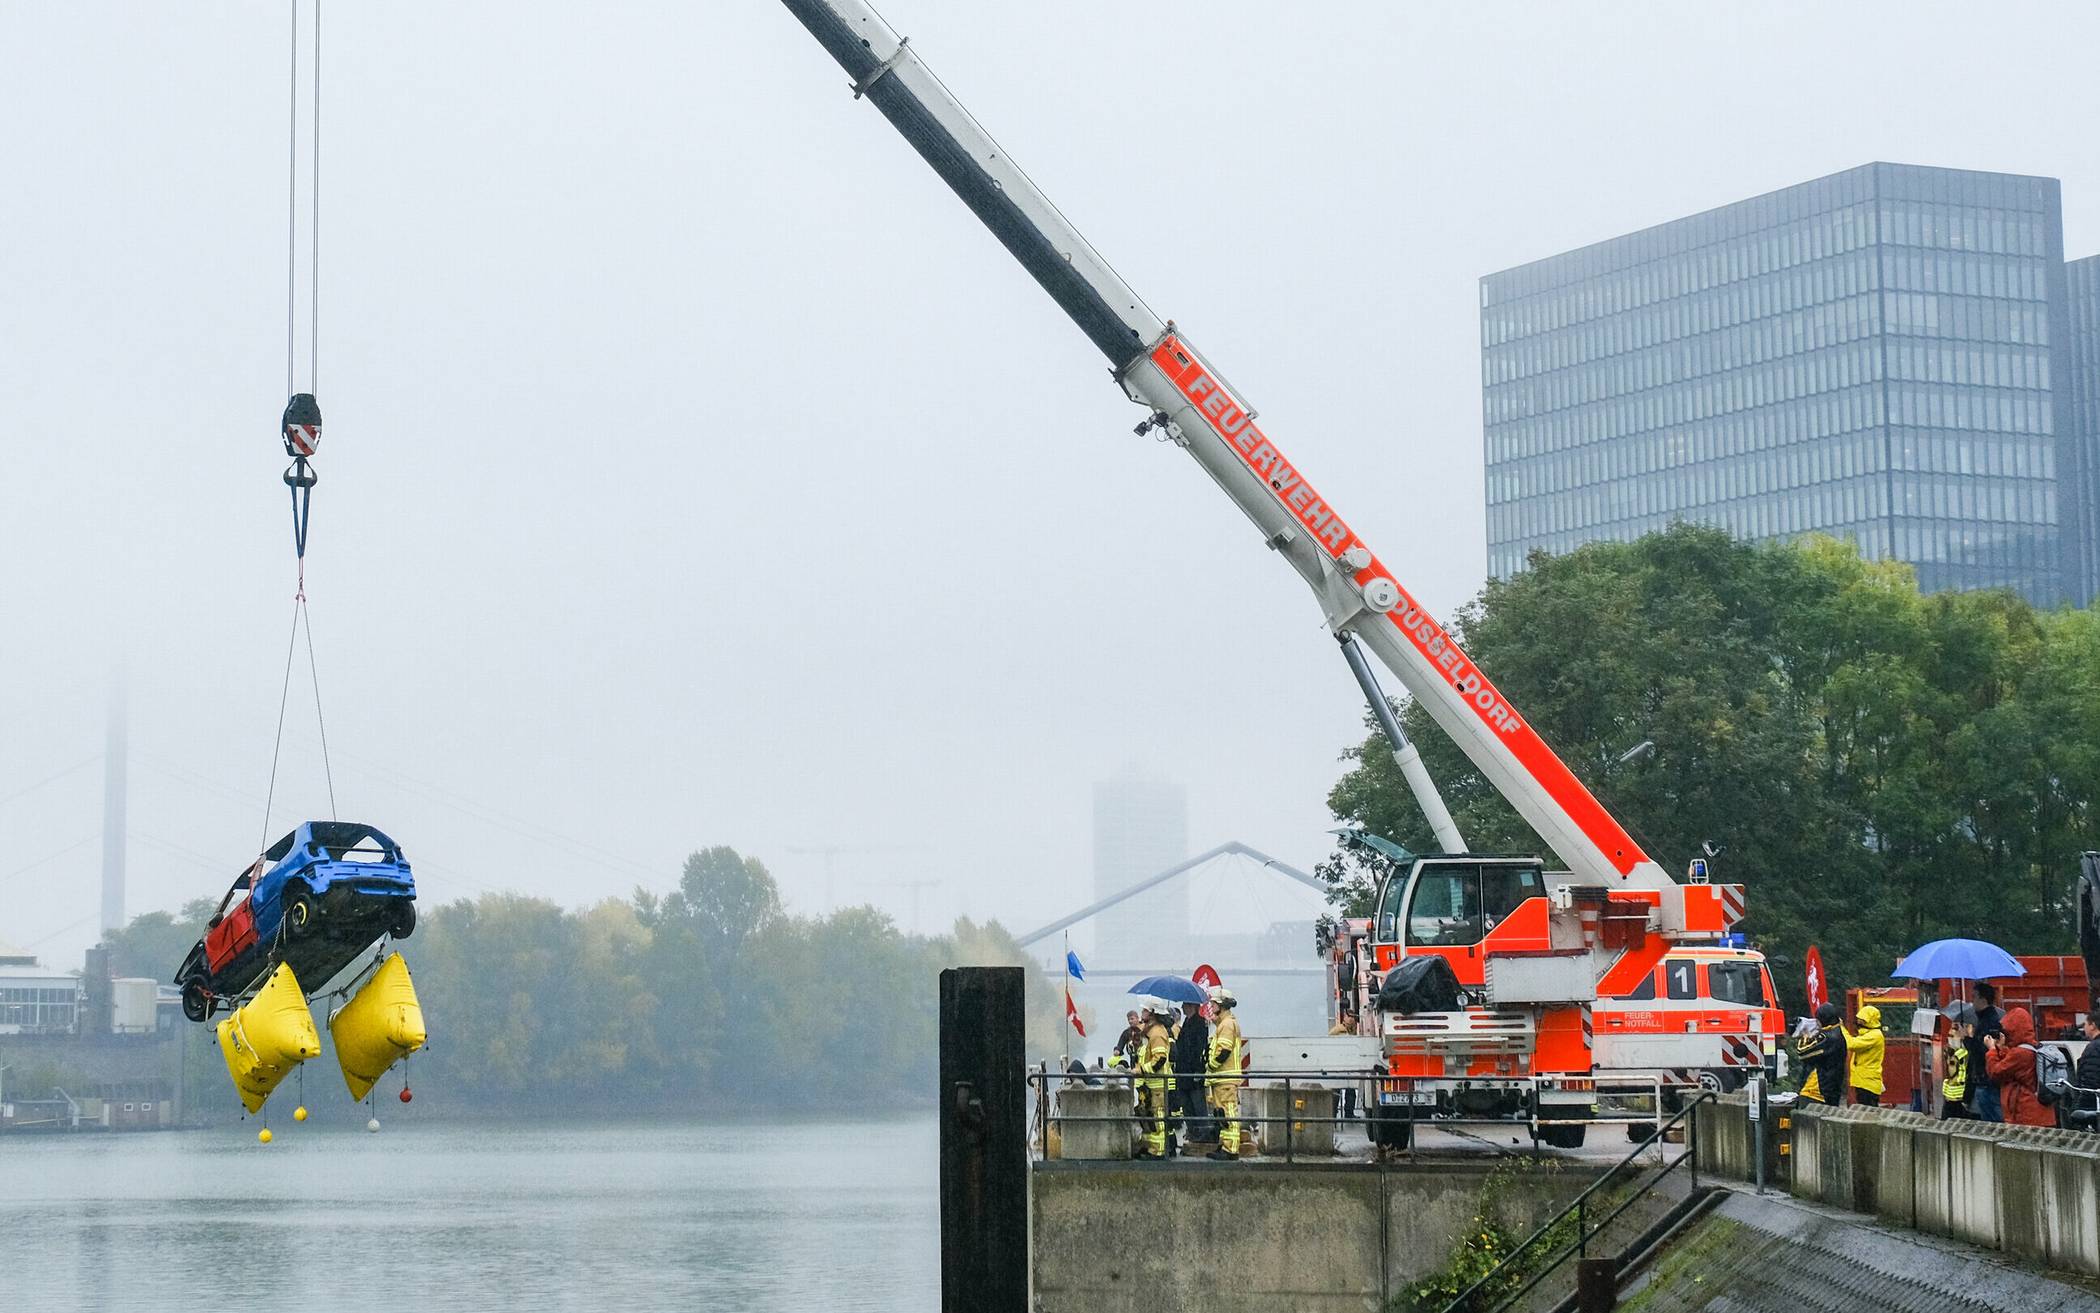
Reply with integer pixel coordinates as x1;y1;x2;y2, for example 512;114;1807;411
1022;1066;1676;1165
1437;1091;1713;1313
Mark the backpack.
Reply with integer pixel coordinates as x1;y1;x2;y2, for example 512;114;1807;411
2034;1044;2071;1106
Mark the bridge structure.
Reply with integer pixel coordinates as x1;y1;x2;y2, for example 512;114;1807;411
1017;841;1335;1035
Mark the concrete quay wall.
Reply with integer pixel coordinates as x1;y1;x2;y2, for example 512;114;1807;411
1695;1094;2100;1280
1031;1160;1591;1313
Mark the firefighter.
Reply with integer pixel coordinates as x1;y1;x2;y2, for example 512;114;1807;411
1205;985;1245;1160
1844;1004;1886;1106
1795;1002;1846;1105
1133;1000;1175;1159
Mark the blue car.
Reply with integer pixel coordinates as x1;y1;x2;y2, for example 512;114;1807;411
174;821;417;1022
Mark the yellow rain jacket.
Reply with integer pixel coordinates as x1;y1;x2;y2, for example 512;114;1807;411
1207;1011;1243;1087
1844;1007;1885;1097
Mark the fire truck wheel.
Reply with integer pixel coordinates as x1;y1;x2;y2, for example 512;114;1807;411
1627;1121;1657;1143
1368;1108;1414;1150
1539;1124;1586;1150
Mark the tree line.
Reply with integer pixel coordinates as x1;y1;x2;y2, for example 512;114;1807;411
1322;525;2099;1008
105;846;1067;1116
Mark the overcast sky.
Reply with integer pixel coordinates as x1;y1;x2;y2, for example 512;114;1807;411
4;2;2097;971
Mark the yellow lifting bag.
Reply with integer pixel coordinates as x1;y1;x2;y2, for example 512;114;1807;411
216;962;321;1115
329;953;427;1102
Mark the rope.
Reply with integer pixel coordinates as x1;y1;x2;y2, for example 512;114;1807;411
257;597;338;850
310;0;320;392
260;0;337;845
285;0;298;397
302;597;338;820
259;597;301;851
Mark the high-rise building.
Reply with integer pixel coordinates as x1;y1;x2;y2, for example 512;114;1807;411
1090;772;1188;969
1482;163;2095;606
2066;255;2100;605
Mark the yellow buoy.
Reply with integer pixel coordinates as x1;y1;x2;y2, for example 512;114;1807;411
216;962;321;1115
258;1127;273;1144
293;1105;309;1122
329;953;427;1102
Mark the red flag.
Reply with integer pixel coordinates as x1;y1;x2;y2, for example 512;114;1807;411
1804;945;1828;1014
1065;987;1086;1038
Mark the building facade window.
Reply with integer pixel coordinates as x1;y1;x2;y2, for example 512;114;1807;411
1481;162;2093;607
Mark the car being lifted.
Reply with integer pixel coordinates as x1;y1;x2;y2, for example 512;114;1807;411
174;821;417;1022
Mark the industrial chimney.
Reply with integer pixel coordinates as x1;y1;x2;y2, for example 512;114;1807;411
101;679;127;937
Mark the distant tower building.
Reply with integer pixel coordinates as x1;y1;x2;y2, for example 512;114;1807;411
1482;162;2096;607
2066;255;2100;606
102;681;127;936
1091;772;1188;970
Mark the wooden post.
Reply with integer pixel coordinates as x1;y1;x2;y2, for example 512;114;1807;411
940;967;1027;1313
1575;1257;1617;1312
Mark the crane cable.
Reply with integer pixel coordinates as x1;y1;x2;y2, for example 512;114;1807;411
260;0;336;848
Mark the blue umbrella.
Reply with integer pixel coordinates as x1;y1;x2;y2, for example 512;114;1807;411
1889;938;2027;982
1127;974;1208;1004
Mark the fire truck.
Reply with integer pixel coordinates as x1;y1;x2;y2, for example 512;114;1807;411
1325;843;1783;1147
774;0;1782;1147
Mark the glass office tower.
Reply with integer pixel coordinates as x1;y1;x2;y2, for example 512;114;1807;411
2067;256;2100;606
1482;163;2085;606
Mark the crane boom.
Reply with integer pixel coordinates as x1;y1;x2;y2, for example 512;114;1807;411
778;0;1678;901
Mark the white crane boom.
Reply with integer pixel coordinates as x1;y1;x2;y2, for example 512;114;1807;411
777;0;1678;902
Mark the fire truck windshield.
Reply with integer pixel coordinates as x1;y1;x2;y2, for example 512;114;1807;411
1708;960;1768;1006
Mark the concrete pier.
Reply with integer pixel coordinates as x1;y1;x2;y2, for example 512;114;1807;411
1031;1159;1594;1312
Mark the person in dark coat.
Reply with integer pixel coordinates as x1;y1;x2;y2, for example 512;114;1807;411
1970;983;2005;1122
1170;999;1212;1146
2075;1015;2100;1121
1795;1002;1847;1105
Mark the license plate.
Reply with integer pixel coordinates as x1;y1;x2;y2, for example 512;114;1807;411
1380;1092;1436;1107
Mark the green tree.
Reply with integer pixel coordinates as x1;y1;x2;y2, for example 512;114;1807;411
1323;525;2098;1009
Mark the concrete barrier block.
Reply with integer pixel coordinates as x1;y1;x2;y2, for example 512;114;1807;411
1728;1100;1756;1181
1912;1120;1955;1238
1873;1120;1916;1227
1279;1084;1337;1155
1788;1106;1822;1201
2039;1144;2100;1277
1817;1113;1862;1210
1239;1085;1281;1150
1057;1085;1134;1160
1993;1142;2047;1265
1947;1128;2001;1249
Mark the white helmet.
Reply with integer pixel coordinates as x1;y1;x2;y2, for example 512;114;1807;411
1208;985;1237;1009
1147;998;1179;1019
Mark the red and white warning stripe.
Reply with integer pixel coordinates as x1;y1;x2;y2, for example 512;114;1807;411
285;424;320;456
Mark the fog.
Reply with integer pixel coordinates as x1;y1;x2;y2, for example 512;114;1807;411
5;2;2097;970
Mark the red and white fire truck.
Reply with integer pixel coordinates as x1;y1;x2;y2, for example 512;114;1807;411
776;0;1783;1147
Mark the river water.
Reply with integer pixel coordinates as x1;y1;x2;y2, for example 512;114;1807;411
0;1114;939;1312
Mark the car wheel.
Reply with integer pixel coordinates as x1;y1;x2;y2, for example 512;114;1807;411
181;980;211;1023
284;888;317;939
390;901;417;940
